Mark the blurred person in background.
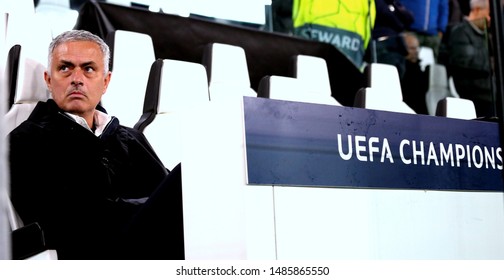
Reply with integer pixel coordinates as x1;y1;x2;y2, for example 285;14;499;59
292;0;376;70
401;32;429;114
401;0;449;60
272;0;294;34
371;0;414;79
446;0;493;117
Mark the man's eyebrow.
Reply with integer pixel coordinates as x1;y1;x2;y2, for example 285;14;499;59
58;60;97;67
59;60;74;67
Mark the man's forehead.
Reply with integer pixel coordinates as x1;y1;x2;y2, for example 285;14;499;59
53;41;103;62
54;41;101;55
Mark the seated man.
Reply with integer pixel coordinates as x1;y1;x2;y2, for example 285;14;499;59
401;32;429;114
8;30;184;260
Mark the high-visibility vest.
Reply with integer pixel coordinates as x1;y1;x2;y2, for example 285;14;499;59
293;0;376;69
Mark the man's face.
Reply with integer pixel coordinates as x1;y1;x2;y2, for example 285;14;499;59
405;35;420;63
474;4;491;29
44;40;111;119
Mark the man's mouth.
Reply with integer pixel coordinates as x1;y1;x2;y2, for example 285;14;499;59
69;90;84;96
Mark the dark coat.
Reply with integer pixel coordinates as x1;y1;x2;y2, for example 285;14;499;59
402;59;429;114
373;0;414;39
447;19;492;108
9;99;168;259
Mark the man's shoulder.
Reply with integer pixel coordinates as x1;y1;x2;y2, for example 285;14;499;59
25;100;58;122
9;100;64;138
448;21;472;40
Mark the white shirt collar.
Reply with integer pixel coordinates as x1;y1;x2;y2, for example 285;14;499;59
65;110;112;137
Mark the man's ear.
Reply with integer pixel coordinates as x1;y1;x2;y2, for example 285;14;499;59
102;71;112;94
44;71;52;92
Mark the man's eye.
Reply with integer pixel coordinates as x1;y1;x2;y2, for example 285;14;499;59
59;65;69;71
85;67;95;73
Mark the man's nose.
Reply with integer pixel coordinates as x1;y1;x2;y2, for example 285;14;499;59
71;68;84;85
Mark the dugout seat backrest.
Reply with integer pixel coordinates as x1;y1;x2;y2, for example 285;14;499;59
35;0;79;38
292;54;341;105
448;76;460;98
258;75;340;106
354;87;416;114
353;63;416;114
425;64;452;116
4;44;50;134
136;59;209;170
103;30;155;128
419;46;435;72
366;62;404;100
435;97;477;120
202;42;256;101
0;0;35;15
4;11;52;67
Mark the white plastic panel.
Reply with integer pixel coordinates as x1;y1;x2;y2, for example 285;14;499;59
179;99;276;260
274;186;504;260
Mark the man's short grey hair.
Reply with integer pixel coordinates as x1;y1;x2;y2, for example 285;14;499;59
470;0;489;9
47;30;110;76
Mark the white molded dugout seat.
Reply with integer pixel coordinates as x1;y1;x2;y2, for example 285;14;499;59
35;0;79;38
425;64;452;115
435;97;477;120
354;87;416;114
136;59;209;170
292;54;341;105
2;44;56;259
354;63;415;114
102;30;155;128
419;46;435;71
1;42;7;259
258;75;340;106
202;42;256;101
0;0;35;14
4;44;50;134
4;11;53;66
448;76;461;98
7;198;58;260
366;63;404;99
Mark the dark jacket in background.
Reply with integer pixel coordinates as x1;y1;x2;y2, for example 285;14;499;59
371;0;414;78
402;59;429;114
447;18;493;116
272;0;293;34
373;0;414;39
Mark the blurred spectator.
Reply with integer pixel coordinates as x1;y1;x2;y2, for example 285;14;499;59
401;0;449;60
272;0;294;34
371;0;414;79
292;0;376;70
401;32;429;114
447;0;493;117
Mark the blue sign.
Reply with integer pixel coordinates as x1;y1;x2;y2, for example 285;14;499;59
243;97;504;192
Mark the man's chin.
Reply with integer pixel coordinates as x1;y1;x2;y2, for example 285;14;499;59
62;103;90;117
